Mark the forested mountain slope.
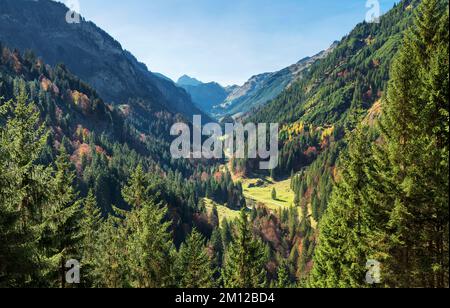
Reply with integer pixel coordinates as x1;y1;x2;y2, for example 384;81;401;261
0;43;247;246
0;44;292;288
0;0;447;289
310;0;448;287
251;1;416;126
239;0;448;287
0;0;205;120
231;0;422;278
177;45;335;119
247;0;418;185
245;0;417;178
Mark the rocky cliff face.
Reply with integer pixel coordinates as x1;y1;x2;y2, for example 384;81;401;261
0;0;203;119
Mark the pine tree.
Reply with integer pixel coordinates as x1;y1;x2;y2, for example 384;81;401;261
271;188;277;200
79;189;102;286
40;146;81;288
369;0;449;287
309;126;375;288
121;165;175;288
222;210;268;288
176;229;215;288
0;91;53;286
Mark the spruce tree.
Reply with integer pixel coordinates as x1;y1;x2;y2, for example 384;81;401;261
79;189;102;286
121;165;175;288
209;227;224;271
220;218;233;249
0;91;53;286
369;0;449;287
276;260;292;288
309;126;375;288
0;146;22;287
90;215;128;288
210;203;219;228
222;210;268;288
40;146;81;288
176;229;215;288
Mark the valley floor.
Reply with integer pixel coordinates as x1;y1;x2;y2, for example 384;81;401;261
206;174;307;225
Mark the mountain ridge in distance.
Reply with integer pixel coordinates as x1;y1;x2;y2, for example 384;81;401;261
177;75;203;87
178;43;337;119
216;42;338;118
176;75;233;116
0;0;206;121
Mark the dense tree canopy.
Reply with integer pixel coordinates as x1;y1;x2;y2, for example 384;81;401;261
0;0;448;289
310;0;449;288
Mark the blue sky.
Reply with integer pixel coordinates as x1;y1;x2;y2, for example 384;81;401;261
68;0;398;86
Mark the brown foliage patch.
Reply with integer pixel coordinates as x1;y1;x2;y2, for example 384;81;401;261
39;76;60;95
71;90;91;113
304;146;318;157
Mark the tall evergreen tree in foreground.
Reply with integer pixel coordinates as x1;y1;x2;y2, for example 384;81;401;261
40;146;81;288
310;0;449;288
309;126;376;288
79;189;102;286
121;165;175;288
209;227;224;272
176;229;215;288
370;0;449;287
90;214;128;288
222;210;268;288
0;91;53;286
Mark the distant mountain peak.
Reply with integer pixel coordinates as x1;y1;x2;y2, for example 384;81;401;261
212;44;337;118
177;75;203;86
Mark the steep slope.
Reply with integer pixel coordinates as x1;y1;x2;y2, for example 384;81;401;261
216;46;336;118
235;0;418;277
177;46;335;119
0;43;247;245
251;1;416;126
0;0;203;120
153;72;174;83
230;0;419;279
248;0;418;199
177;76;229;115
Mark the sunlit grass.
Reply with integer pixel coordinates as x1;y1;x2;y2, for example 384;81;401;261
240;176;295;211
204;198;240;224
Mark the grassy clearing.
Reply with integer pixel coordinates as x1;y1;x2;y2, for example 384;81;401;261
240;176;295;211
240;176;304;222
211;167;307;225
204;198;240;224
